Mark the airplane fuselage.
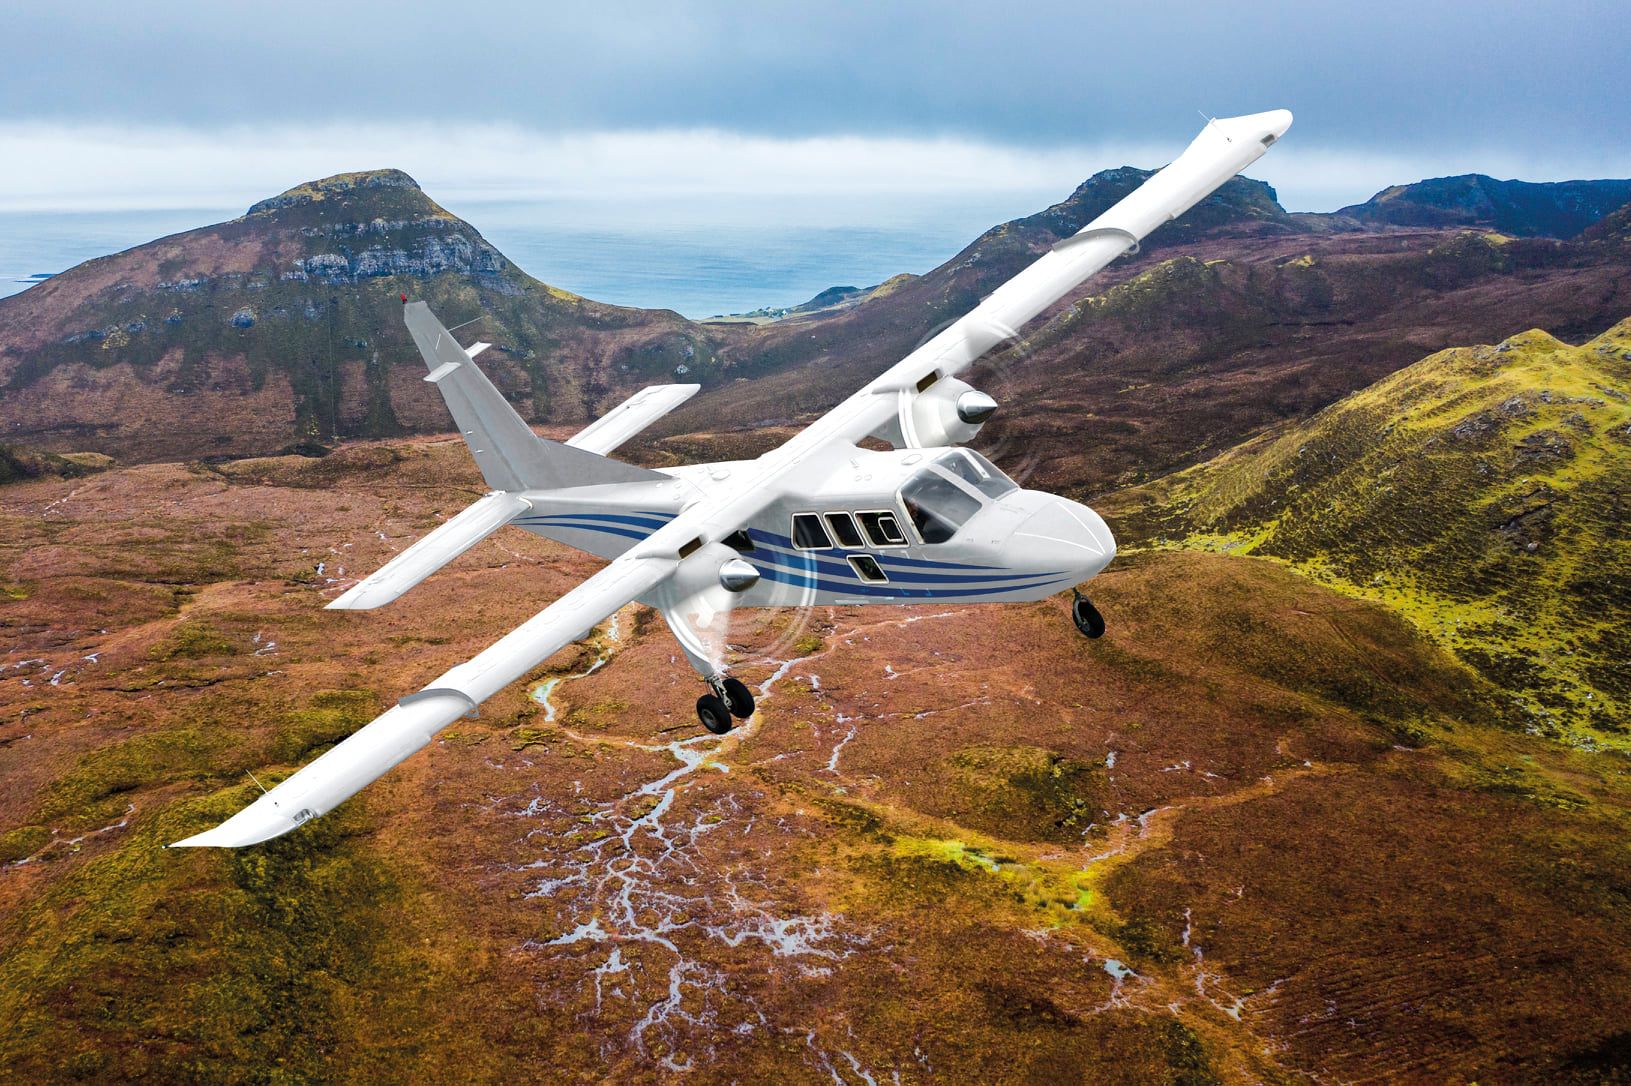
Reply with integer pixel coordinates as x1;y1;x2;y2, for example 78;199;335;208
514;444;1116;607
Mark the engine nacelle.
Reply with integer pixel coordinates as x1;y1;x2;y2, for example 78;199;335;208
892;376;997;448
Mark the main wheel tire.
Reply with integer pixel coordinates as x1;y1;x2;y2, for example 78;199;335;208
720;676;756;719
1072;595;1106;639
697;694;734;735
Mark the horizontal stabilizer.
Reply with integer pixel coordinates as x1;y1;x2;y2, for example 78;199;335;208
328;492;531;610
404;301;666;492
567;384;700;455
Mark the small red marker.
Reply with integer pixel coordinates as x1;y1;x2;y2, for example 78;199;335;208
400;293;408;303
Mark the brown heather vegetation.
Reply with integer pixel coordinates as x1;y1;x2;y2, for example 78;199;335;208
2;425;1629;1082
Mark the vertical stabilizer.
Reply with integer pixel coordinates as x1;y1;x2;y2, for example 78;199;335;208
404;301;665;491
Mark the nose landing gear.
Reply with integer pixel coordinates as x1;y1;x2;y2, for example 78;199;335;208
697;673;756;734
1071;590;1105;639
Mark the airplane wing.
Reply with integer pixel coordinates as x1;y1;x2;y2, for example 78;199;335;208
169;553;676;847
774;109;1294;457
647;110;1293;553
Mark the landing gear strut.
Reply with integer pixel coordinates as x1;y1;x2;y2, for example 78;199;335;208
697;673;756;734
1072;590;1106;639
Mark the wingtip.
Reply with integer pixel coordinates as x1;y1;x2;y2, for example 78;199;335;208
326;585;377;610
168;793;305;848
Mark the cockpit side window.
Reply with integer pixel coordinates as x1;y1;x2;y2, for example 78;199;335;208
901;470;983;544
940;450;1018;499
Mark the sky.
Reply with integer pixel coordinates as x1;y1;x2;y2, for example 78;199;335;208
2;1;1628;216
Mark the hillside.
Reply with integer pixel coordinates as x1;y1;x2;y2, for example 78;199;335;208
662;219;1631;495
1336;174;1631;237
1106;318;1631;743
6;164;1631;495
0;170;733;462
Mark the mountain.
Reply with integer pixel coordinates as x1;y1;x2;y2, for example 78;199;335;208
1336;174;1631;237
6;164;1631;486
659;179;1631;496
0;170;732;462
1105;318;1631;742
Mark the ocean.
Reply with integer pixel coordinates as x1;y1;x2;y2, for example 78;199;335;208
0;190;1063;319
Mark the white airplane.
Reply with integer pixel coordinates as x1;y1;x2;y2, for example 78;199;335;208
172;109;1291;848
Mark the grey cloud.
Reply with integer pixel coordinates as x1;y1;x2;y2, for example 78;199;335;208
2;0;1626;161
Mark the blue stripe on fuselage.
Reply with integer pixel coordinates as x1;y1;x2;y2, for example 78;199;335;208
518;514;1064;591
527;511;674;531
755;563;1071;599
515;518;652;542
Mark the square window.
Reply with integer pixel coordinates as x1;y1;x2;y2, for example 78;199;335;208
791;513;832;550
825;512;865;549
857;511;908;547
848;554;888;583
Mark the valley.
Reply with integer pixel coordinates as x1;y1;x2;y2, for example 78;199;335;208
3;430;1629;1082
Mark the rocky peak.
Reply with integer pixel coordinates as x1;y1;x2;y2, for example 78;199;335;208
1017;166;1298;244
246;169;425;216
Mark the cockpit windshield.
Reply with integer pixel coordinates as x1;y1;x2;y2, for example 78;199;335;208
901;472;982;543
898;451;1019;544
938;450;1018;499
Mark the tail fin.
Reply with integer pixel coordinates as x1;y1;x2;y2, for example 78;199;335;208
404;301;665;492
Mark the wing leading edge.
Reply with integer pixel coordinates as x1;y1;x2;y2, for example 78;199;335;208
170;554;676;847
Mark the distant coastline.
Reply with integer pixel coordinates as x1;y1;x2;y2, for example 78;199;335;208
0;191;1056;318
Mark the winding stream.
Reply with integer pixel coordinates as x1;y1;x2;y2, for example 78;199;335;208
504;606;880;1079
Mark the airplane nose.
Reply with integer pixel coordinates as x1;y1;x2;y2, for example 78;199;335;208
1013;499;1117;577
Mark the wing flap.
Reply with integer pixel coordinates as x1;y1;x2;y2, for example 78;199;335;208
169;554;677;847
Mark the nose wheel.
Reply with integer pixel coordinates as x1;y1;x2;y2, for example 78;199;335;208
697;674;756;734
1072;590;1105;639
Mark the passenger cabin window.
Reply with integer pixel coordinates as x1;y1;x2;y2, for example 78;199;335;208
940;450;1018;499
848;554;888;583
825;512;865;549
857;511;908;547
901;470;982;544
791;513;832;550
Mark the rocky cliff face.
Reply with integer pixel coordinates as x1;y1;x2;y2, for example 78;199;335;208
0;170;732;462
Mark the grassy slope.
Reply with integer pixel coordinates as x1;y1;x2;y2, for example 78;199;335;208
1106;317;1631;744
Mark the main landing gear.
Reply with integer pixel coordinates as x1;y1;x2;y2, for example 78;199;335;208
1072;589;1106;639
697;673;756;735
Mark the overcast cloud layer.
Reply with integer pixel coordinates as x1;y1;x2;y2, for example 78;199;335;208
2;1;1628;212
